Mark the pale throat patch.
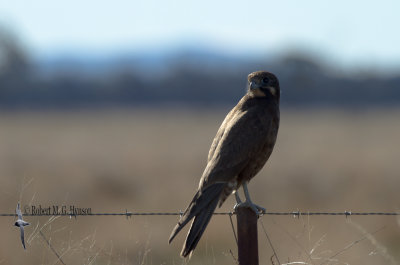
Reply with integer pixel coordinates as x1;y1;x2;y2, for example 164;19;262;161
268;87;277;96
251;89;266;97
251;87;277;97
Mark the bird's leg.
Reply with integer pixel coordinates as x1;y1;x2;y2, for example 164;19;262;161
235;191;242;204
234;182;265;216
243;182;265;214
233;191;242;211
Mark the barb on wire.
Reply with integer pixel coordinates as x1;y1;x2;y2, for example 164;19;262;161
1;211;400;217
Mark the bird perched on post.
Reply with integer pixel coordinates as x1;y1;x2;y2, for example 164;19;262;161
169;71;280;258
14;202;30;250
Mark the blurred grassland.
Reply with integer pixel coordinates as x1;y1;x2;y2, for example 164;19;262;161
0;107;400;265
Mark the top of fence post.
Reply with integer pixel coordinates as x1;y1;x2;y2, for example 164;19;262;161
236;205;259;265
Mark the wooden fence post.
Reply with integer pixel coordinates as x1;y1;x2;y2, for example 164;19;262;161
236;205;259;265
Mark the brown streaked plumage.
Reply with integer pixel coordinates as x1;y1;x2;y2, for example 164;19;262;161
169;71;280;258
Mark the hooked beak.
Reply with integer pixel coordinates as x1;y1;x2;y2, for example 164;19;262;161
249;81;257;90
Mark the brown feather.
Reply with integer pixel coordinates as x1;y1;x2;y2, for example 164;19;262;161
169;71;280;258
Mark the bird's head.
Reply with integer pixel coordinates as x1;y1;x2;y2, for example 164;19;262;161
247;71;280;100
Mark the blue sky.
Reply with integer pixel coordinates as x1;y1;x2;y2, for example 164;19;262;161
1;0;400;70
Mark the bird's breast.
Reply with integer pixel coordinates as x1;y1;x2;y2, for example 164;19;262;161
238;114;279;183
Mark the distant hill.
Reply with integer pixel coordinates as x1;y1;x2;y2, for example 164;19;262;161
1;47;400;109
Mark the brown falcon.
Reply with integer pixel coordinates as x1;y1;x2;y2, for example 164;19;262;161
169;71;280;258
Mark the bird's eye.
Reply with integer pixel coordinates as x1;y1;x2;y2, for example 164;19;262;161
262;77;270;83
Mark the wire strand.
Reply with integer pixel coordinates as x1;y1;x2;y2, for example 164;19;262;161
260;218;281;265
1;211;400;217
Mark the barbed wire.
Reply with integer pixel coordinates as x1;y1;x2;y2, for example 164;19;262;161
1;210;400;218
6;208;398;265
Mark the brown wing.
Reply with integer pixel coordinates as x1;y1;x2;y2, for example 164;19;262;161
199;102;275;189
207;107;237;162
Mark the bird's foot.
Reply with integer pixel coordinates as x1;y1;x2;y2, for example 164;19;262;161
234;201;265;217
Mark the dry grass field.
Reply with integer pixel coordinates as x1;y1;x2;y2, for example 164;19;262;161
0;107;400;265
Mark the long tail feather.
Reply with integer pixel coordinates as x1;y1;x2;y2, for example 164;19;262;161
180;197;219;257
168;183;225;257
